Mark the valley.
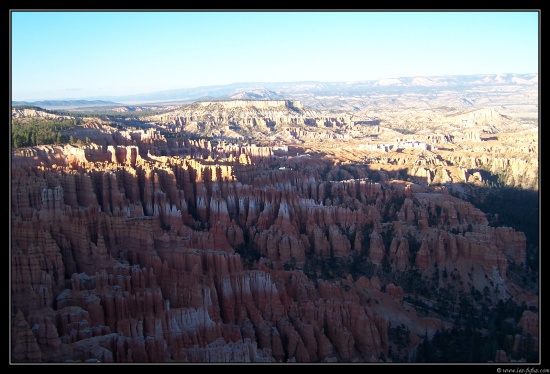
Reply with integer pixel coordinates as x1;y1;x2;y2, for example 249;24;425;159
10;74;539;363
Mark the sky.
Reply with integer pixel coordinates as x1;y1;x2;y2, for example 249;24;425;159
10;10;540;101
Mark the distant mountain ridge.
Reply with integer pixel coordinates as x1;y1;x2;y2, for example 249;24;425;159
12;73;538;106
11;99;120;108
102;73;538;103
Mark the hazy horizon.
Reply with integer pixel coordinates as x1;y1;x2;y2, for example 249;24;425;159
10;10;540;102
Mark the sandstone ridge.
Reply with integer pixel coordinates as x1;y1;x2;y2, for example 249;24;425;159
11;92;539;363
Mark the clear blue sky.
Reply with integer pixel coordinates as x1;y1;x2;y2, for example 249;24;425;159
11;10;539;101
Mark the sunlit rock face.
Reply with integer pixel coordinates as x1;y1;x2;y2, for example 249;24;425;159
11;96;538;363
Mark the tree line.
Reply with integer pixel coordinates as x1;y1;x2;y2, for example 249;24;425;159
11;118;81;148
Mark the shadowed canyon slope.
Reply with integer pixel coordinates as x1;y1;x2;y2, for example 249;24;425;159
11;76;539;363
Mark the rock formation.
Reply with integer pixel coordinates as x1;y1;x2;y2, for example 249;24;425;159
11;100;538;363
